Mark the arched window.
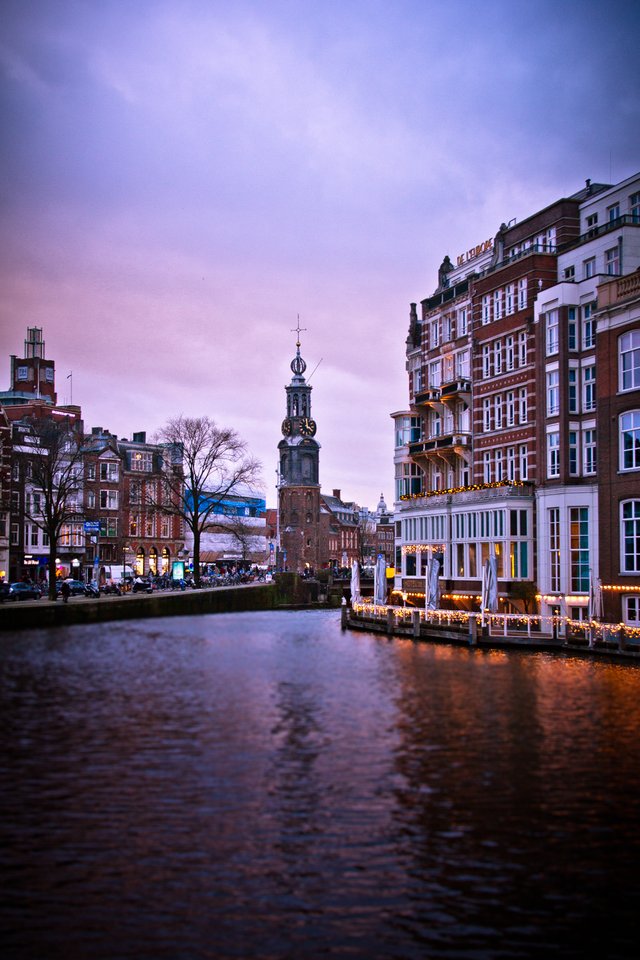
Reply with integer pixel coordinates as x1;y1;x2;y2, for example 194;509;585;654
135;547;145;576
149;547;158;575
161;547;170;575
621;500;640;572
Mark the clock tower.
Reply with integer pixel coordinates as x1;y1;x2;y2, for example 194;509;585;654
277;328;321;573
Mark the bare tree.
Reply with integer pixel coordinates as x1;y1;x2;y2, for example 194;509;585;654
21;415;85;600
154;416;261;587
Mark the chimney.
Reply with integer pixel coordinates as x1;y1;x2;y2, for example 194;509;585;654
333;489;341;500
585;178;592;194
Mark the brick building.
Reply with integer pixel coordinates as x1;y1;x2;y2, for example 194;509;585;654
393;171;640;623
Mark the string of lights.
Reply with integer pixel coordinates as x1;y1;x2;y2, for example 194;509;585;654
399;479;529;501
350;600;640;639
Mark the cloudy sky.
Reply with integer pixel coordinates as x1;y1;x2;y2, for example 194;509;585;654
1;0;639;509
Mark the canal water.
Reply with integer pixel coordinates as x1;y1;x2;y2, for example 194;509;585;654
2;609;640;959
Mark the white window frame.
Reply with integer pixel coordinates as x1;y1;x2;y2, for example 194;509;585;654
619;330;640;392
620;411;640;471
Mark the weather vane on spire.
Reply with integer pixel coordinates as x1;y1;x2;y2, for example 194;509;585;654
291;314;307;348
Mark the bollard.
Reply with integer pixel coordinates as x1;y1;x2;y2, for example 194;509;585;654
412;609;420;639
387;608;394;635
468;613;477;646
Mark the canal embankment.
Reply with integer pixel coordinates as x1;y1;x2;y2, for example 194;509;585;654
0;573;343;633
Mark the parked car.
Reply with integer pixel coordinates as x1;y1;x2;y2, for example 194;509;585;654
56;578;87;597
9;582;42;601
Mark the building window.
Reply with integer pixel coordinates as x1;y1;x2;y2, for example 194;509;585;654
131;451;153;472
517;278;527;310
86;464;96;481
606;246;620;276
100;461;119;482
631;193;640;224
619;330;640;391
506;391;515;426
519;387;528;424
620;411;640;470
429;360;441;387
87;491;95;509
482;295;491;325
494;289;503;320
549;508;561;592
546;369;560;416
568;368;578;413
569;431;579;476
624;596;640;626
483;452;492;483
458;307;468;336
518;332;527;367
431;319;440;348
586;213;598;231
505;336;514;371
583;365;596;412
621;500;640;572
582;303;596;349
607;203;621;223
584;428;597;474
519;445;528;480
569;507;590;592
494;341;502;374
494;395;503;429
507;446;516;480
495;449;504;481
546;310;559;355
504;284;514;316
568;308;578;351
482;345;491;378
564;265;575;281
547;432;560;478
17;366;28;381
583;258;596;279
483;398;492;432
100;489;119;510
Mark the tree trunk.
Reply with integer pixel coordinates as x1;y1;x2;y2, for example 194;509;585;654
48;534;58;601
192;527;201;587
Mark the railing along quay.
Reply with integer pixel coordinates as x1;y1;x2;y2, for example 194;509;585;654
343;602;640;662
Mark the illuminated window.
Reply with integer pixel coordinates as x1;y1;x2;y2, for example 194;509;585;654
549;508;560;591
569;508;589;591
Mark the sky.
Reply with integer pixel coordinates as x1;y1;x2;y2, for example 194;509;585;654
1;0;639;510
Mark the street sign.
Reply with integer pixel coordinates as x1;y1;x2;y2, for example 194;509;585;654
84;521;101;532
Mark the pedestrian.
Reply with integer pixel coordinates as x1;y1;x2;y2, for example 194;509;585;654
60;580;71;603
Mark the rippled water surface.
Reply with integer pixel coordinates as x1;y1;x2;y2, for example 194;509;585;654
2;610;640;958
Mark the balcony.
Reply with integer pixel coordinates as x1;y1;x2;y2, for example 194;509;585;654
440;378;472;401
409;433;471;457
415;387;441;406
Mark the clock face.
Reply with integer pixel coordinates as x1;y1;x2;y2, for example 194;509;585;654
282;418;292;436
300;418;317;437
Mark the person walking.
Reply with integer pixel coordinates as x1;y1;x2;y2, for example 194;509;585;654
60;580;71;603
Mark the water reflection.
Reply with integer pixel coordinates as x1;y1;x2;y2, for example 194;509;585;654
1;611;640;959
